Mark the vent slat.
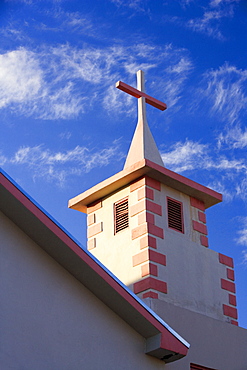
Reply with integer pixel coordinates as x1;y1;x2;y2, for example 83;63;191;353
167;198;183;233
115;198;129;233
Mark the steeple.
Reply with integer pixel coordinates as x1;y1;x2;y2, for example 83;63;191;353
116;70;166;169
68;70;228;324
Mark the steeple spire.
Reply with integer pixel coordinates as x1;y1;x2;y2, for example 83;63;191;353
116;70;166;169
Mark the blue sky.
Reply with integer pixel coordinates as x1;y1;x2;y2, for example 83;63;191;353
0;0;247;327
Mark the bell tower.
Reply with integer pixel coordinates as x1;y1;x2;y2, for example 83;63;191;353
69;71;238;326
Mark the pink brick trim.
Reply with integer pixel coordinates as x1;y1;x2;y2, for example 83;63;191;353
88;238;96;250
138;187;154;201
231;320;239;326
146;200;162;216
148;223;164;239
1;172;189;359
200;235;209;247
141;263;158;277
221;279;236;293
223;304;238;319
130;176;161;192
132;223;148;239
219;253;234;268
133;250;166;267
149;250;166;265
190;197;205;211
87;213;95;226
229;294;237;306
192;220;208;235
87;200;102;214
133;250;149;266
140;235;157;249
143;291;158;299
132;223;164;240
130;177;146;192
130;200;145;216
88;222;103;238
145;177;161;191
134;277;167;294
130;200;162;217
138;212;155;225
198;211;206;224
227;268;235;281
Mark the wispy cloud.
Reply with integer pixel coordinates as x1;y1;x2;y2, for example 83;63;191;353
7;141;124;186
0;48;42;109
110;0;148;12
218;126;247;149
235;217;247;265
186;0;240;40
0;43;192;120
166;0;240;40
186;8;230;40
199;63;247;125
161;140;208;172
161;139;247;201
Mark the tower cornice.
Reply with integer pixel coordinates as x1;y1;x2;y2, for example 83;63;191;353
68;158;222;213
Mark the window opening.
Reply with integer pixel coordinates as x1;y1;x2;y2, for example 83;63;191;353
114;198;129;234
190;364;217;370
167;197;184;233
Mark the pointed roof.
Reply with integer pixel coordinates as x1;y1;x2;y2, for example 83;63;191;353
117;70;165;169
69;71;222;212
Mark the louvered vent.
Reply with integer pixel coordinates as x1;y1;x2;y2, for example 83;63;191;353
114;198;129;234
167;197;184;233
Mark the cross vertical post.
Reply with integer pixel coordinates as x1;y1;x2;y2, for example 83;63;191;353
115;70;167;115
137;70;147;124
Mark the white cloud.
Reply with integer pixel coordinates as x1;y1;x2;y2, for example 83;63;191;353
166;58;193;74
0;153;7;166
161;139;247;202
9;141;124;186
236;178;247;201
103;85;135;116
187;9;227;40
235;218;247;246
201;63;247;125
183;0;240;40
242;250;247;265
206;180;234;202
110;0;147;12
218;126;247;149
161;140;208;172
235;217;247;265
209;0;241;7
0;48;42;109
0;43;192;119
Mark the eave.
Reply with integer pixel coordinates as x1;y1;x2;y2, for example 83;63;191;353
68;158;222;213
0;169;189;363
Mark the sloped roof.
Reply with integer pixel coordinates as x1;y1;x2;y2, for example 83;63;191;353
69;158;222;213
0;169;189;363
118;70;165;169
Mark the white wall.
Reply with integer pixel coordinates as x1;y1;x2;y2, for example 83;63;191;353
146;297;247;370
0;211;166;370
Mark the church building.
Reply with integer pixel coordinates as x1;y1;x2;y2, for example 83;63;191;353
69;71;247;369
1;71;247;369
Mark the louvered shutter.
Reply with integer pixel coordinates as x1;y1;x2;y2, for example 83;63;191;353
167;197;184;233
114;198;129;233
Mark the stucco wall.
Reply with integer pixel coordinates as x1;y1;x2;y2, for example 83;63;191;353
87;186;142;288
86;178;235;322
145;297;247;370
0;211;166;370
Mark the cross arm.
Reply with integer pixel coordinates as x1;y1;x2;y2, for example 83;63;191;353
116;81;167;111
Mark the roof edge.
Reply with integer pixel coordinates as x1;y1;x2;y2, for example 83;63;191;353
0;168;189;363
68;158;222;213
